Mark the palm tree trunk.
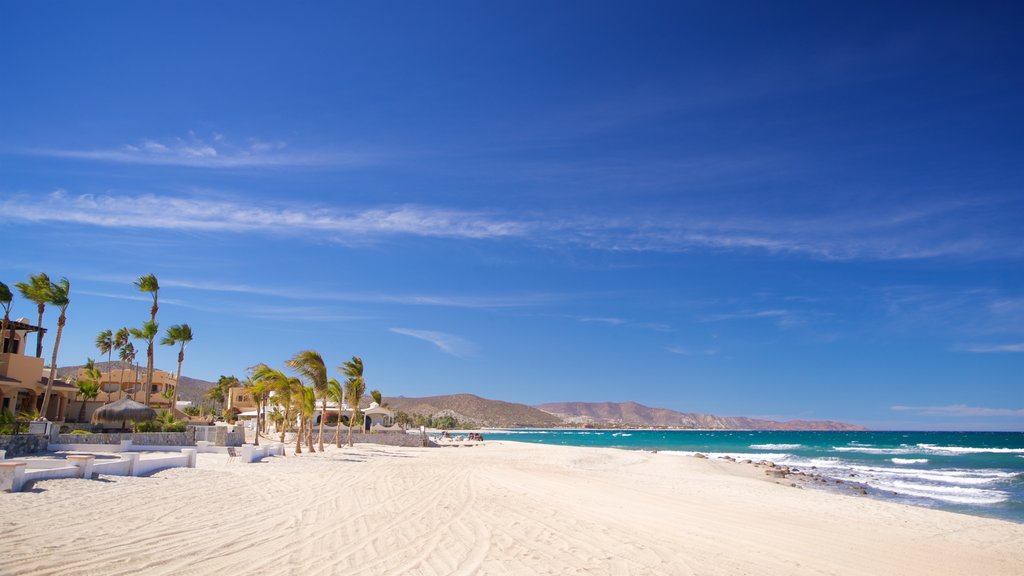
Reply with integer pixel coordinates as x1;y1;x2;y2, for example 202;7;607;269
0;309;10;354
118;362;126;399
40;312;65;418
172;346;184;415
143;341;154;406
347;417;354;447
318;398;327;451
306;415;315;452
253;398;261;446
335;414;342;448
77;394;88;423
295;415;303;454
35;303;44;358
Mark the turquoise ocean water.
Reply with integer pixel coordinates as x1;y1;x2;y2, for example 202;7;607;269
481;430;1024;523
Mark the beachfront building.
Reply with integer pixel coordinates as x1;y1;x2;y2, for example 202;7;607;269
362;402;396;431
0;317;76;421
66;365;178;422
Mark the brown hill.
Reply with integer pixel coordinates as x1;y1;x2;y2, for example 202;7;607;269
536;401;865;431
387;394;563;428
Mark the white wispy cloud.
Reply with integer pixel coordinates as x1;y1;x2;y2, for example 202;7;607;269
2;191;526;241
701;308;805;329
891;405;1024;417
153;277;550;309
28;132;373;168
389;328;477;357
4;189;1020;261
667;346;719;356
957;343;1024;353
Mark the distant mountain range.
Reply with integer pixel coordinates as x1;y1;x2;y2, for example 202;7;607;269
55;365;865;430
536;401;866;431
387;394;563;428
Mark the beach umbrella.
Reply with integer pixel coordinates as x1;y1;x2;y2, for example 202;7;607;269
91;396;156;424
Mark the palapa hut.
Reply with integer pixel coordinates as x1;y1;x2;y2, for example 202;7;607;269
91;396;156;428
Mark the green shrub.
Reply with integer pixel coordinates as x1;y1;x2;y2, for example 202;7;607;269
70;429;93;435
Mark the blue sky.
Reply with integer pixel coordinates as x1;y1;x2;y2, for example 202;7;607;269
2;1;1022;430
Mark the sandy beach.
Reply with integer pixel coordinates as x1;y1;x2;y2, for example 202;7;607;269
2;441;1022;575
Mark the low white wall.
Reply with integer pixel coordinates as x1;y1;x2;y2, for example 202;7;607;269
93;459;130;476
135;454;189;476
24;466;79;483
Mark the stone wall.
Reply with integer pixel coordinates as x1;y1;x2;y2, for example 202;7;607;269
0;435;49;457
346;431;431;448
190;426;244;447
53;430;195;446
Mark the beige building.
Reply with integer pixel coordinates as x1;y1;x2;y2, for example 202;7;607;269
67;365;179;423
0;318;76;421
226;386;258;413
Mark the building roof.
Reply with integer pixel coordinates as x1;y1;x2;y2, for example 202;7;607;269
4;318;47;334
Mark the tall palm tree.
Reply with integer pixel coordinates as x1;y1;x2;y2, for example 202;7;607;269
370;389;387;407
118;341;136;399
288;379;312;454
286;350;328;452
76;358;102;423
134;274;159;401
14;273;51;358
161;323;193;414
114;328;130;393
0;282;13;354
273;375;294;444
327;378;344;447
340;356;365;447
40;277;70;418
95;329;113;379
249;364;288;447
129;320;159;406
207;375;238;416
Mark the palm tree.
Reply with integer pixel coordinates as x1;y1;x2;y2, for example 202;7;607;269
95;329;113;378
327;378;344;447
207;375;238;416
340;356;365;447
14;273;51;358
134;274;159;402
273;376;294;444
161;323;193;414
40;277;70;418
289;379;311;454
249;364;287;447
76;358;102;423
370;389;387;407
244;377;269;446
129;320;159;406
286;350;328;452
0;282;13;353
114;328;130;393
118;341;136;399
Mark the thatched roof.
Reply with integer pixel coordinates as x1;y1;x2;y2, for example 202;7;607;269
91;397;156;424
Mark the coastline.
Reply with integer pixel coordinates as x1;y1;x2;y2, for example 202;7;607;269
2;440;1022;575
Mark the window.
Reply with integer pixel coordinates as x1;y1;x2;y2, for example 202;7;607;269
152;384;159;392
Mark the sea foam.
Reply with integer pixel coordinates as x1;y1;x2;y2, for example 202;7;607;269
749;443;803;450
917;444;1024;455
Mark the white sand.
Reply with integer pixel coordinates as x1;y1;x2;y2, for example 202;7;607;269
2;441;1022;575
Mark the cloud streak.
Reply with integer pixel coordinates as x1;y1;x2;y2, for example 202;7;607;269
891;405;1024;418
958;343;1024;353
28;132;374;168
4;189;1021;261
389;328;477;357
